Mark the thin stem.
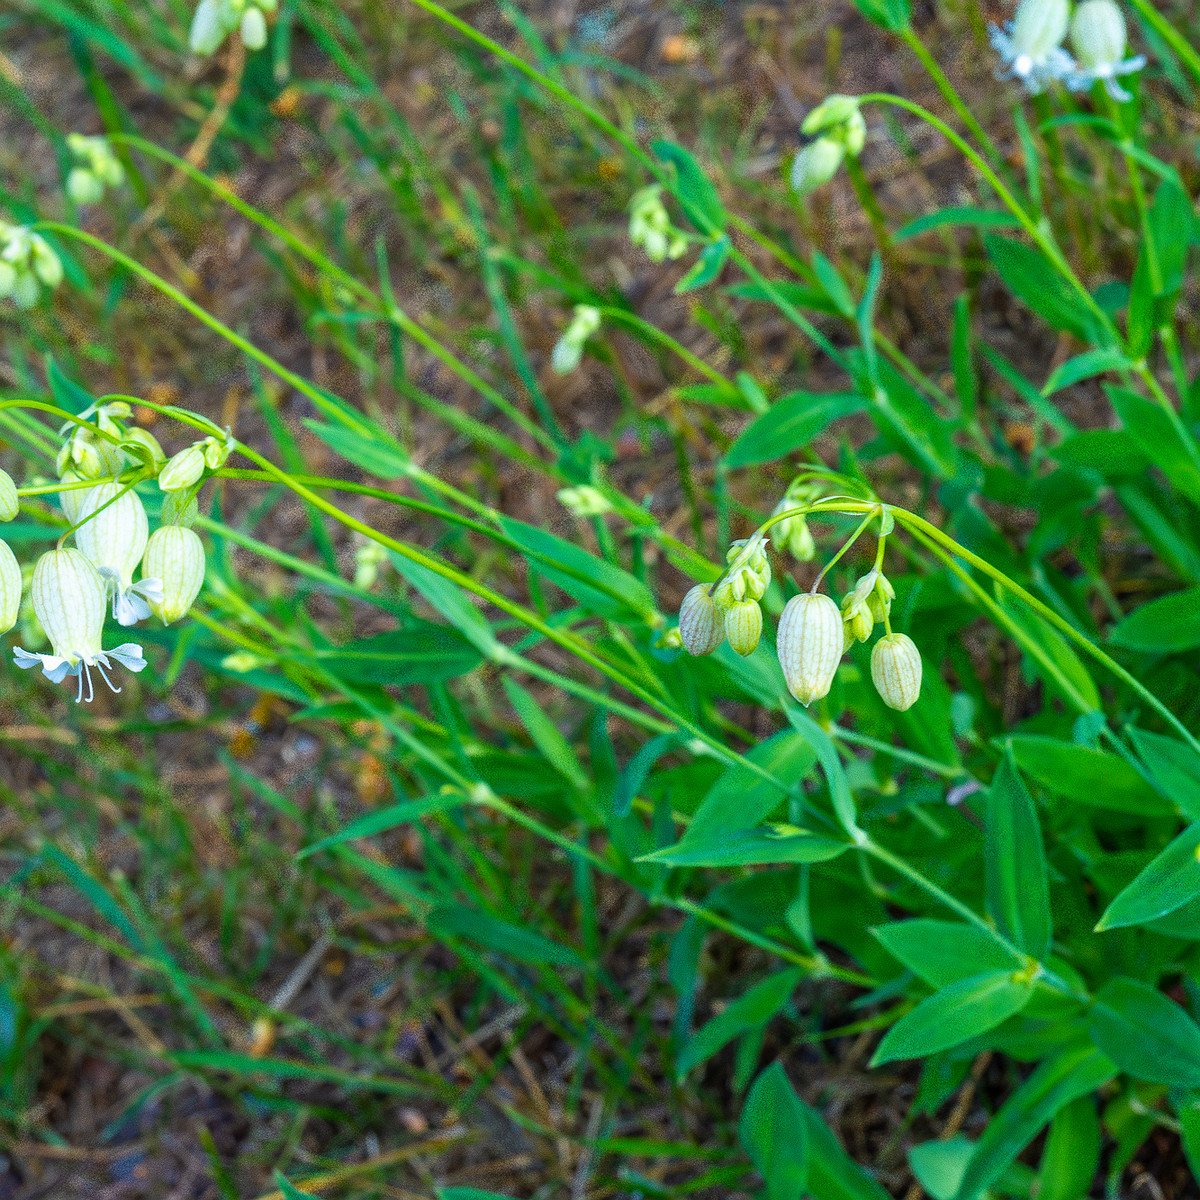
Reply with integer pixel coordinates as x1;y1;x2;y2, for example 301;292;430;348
813;509;881;591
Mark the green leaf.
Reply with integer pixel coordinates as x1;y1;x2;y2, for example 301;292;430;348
298;794;464;859
984;235;1107;345
640;825;850;868
785;707;861;838
952;295;977;421
674;236;730;294
1151;178;1192;295
427;905;588;971
1109;585;1200;653
317;625;482;685
812;251;857;317
499;516;657;623
894;207;1021;242
1051;430;1151;479
685;730;816;843
501;676;589;793
46;356;95;416
870;972;1034;1066
274;1173;320;1200
651;140;726;233
1108;385;1200;503
1097;821;1200;930
739;1062;808;1200
1005;736;1172;816
676;969;803;1079
388;554;503;659
908;1138;977;1200
871;920;1025;988
1041;347;1131;396
985;753;1052;959
725;391;868;467
846;0;911;31
305;420;410;478
1036;1096;1100;1200
1088;977;1200;1087
953;1045;1115;1200
441;1191;519;1200
800;1103;892;1200
1128;727;1200;819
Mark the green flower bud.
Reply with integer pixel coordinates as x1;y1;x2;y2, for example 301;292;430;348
556;485;613;517
143;525;206;624
791;138;846;196
30;235;63;288
725;600;763;657
159;444;206;492
0;470;19;522
201;433;233;470
777;592;843;707
241;4;267;48
122;427;166;472
679;583;725;656
871;632;923;711
67;167;104;206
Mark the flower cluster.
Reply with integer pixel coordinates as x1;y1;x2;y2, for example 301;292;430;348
0;222;64;309
66;134;125;207
990;0;1144;99
3;403;221;702
792;95;867;197
678;505;924;713
190;0;276;55
628;186;688;263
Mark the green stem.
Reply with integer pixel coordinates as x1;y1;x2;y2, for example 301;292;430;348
1124;0;1200;88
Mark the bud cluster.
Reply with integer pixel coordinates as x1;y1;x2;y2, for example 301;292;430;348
628;185;688;263
66;134;126;207
0;222;64;310
190;0;277;55
792;95;867;197
678;535;773;659
989;0;1144;100
769;478;824;563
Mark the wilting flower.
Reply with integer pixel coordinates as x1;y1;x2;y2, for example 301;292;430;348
871;632;923;711
74;483;163;625
989;0;1075;93
142;526;205;624
777;592;843;707
1067;0;1146;101
679;583;725;656
13;548;146;702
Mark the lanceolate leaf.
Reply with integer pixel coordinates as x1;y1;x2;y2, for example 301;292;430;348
871;920;1025;988
870;971;1034;1066
1097;820;1200;929
1108;585;1200;653
1087;977;1200;1087
651;140;726;234
317;625;482;685
725;391;868;467
739;1063;808;1200
985;753;1052;959
1128;727;1200;818
1005;737;1172;816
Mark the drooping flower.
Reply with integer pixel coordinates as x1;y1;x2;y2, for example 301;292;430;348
13;548;146;702
65;133;125;206
725;599;763;657
551;305;602;374
0;469;18;523
989;0;1076;94
0;539;21;634
0;222;64;308
679;583;725;656
142;526;205;624
1067;0;1146;101
871;632;923;711
628;185;688;263
73;483;164;625
777;592;843;707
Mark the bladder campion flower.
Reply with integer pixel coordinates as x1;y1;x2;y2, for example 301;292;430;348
989;0;1075;93
551;305;602;374
142;526;205;625
74;483;164;626
1067;0;1145;101
679;584;725;657
190;0;277;55
871;633;923;711
13;548;146;702
725;599;763;657
66;134;126;206
0;470;18;523
0;223;64;309
628;185;688;263
0;540;20;634
777;592;843;706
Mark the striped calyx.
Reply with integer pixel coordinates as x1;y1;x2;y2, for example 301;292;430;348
725;600;763;657
0;539;20;634
777;592;843;707
679;583;725;657
143;526;206;624
871;633;923;711
31;548;105;665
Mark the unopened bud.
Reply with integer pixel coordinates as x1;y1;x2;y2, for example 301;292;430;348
143;526;206;624
241;4;267;48
725;600;762;657
0;470;18;522
122;427;166;472
1070;0;1127;68
159;444;206;492
67;168;104;206
557;485;613;517
679;583;725;657
0;539;20;633
791;138;846;196
1012;0;1070;64
871;633;923;711
162;489;199;528
777;592;843;707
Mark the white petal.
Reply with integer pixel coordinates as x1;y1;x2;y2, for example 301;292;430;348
106;643;147;672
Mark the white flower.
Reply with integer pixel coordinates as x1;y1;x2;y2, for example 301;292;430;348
777;592;843;707
13;548;146;702
0;469;18;522
989;0;1076;93
74;483;163;626
629;186;688;263
550;305;602;374
0;539;21;634
1066;0;1146;101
